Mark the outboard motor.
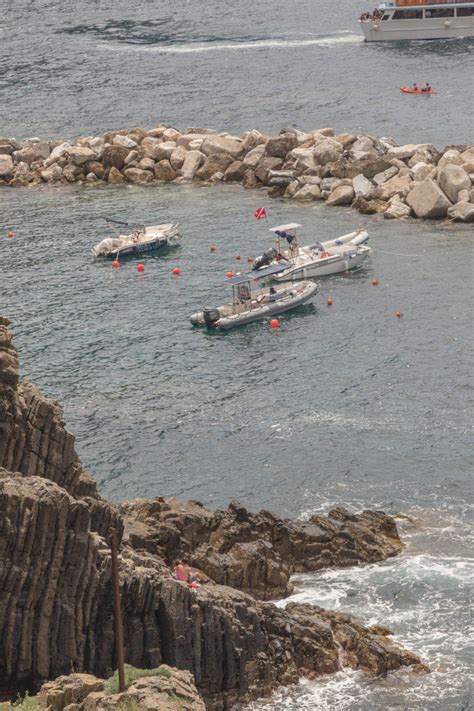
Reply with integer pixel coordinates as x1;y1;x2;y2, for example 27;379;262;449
252;247;277;271
203;308;220;328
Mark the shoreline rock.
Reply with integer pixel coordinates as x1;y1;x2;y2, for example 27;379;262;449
0;316;428;709
1;127;472;222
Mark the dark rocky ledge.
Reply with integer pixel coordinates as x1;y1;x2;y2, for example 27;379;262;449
0;315;428;709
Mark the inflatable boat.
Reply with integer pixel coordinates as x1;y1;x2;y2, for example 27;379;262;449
91;221;180;258
252;225;370;281
190;264;318;330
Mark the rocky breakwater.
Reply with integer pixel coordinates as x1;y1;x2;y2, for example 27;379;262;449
0;316;427;709
1;126;473;223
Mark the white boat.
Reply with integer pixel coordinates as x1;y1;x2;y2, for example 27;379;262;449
91;221;180;258
359;0;474;42
190;263;318;330
252;224;370;281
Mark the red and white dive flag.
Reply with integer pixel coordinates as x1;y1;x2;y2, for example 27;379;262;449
254;207;267;220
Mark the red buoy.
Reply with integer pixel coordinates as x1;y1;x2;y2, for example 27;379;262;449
137;264;145;272
7;231;14;239
247;256;253;263
112;260;120;268
396;310;402;318
226;271;234;278
372;279;379;286
327;298;333;306
172;267;181;276
270;319;279;328
210;245;217;252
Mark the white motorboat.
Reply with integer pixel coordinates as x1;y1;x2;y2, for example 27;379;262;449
252;224;370;281
91;219;180;258
359;0;474;42
190;263;317;330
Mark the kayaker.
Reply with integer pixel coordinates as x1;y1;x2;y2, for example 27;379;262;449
413;82;418;91
424;82;432;93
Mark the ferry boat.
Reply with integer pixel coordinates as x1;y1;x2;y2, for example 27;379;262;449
359;0;474;41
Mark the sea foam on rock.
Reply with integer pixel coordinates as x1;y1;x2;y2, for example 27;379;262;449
1;124;472;221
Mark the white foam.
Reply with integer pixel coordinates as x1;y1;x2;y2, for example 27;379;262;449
97;34;362;55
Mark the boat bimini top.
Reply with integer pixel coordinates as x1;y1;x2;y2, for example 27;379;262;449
224;263;289;284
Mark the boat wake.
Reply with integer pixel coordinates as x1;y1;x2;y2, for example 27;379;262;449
97;34;362;55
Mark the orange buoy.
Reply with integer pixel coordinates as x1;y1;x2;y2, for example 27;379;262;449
247;256;253;263
235;255;241;261
270;319;279;328
112;260;120;268
372;279;379;286
7;231;14;239
210;245;217;252
137;264;145;272
396;310;402;318
226;271;234;278
172;267;181;276
327;298;333;306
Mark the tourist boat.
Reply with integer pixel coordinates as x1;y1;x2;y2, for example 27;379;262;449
91;221;180;258
252;224;370;281
189;263;318;329
359;0;474;41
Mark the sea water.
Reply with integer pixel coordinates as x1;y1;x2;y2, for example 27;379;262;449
1;2;473;709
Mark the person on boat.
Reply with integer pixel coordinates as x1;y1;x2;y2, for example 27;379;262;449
422;82;431;93
268;287;278;302
413;83;418;91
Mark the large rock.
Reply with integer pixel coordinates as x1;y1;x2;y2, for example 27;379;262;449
254;156;283;184
387;144;426;161
377;174;413;201
169;146;188;171
373;166;398;186
406;178;452;219
102;145;129;171
290;147;320;173
447;201;474;223
346;157;393;180
326;184;354;206
176;133;210;150
313;138;343;166
44;142;72;167
243;144;266;167
0;154;14;178
41;165;63;182
155;141;177;162
349;136;378;161
437;149;463;171
107;166;125;184
123;168;154;185
384;197;412;220
293;184;321;201
352;173;373;198
154;160;176;182
242;129;267;152
140;136;163;159
265;132;298;159
113;135;138;150
66;146;97;166
196;152;232;180
224;160;249;182
181;150;204;180
201;135;243;159
437;164;471;204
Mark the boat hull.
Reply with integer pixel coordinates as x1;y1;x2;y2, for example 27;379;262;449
100;237;177;258
360;16;474;41
273;247;370;281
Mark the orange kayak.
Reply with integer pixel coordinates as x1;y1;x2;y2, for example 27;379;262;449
400;86;437;95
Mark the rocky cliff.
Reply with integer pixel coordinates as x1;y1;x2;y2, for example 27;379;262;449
0;316;427;709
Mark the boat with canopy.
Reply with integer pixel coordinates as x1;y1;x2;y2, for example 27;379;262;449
252;224;370;281
189;263;317;329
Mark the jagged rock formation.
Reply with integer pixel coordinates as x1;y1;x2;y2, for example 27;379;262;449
121;497;403;600
36;667;206;710
0;316;427;709
0;129;473;221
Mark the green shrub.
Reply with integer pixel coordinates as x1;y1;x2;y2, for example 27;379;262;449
104;664;171;694
0;693;41;710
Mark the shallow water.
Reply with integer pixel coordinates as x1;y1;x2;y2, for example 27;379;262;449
1;1;473;708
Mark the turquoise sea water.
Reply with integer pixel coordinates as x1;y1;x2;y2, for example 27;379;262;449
1;1;473;708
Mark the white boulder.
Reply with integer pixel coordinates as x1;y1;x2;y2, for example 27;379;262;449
406;178;451;219
181;150;204;180
352;173;373;198
113;135;138;150
67;146;97;166
0;154;14;177
313;138;343;166
437;164;471;204
326;184;354;206
201;135;243;158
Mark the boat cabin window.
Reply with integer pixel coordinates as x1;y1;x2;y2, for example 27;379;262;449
424;7;455;16
392;9;423;18
457;6;474;15
382;13;391;19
